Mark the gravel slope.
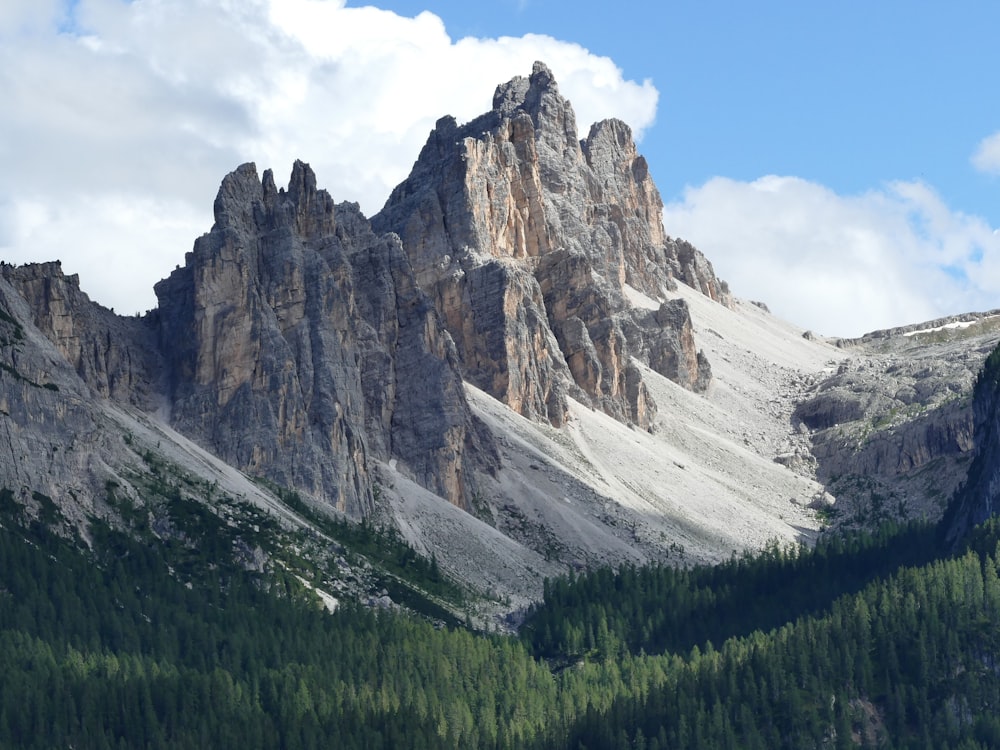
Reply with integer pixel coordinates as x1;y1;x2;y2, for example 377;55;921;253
384;285;851;612
97;285;854;616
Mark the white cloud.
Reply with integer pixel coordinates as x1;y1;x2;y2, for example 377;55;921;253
0;0;65;35
0;0;657;314
7;0;990;343
972;132;1000;175
663;177;1000;338
3;194;208;314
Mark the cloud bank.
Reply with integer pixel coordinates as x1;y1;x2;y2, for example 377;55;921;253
2;0;996;340
663;176;1000;338
972;132;1000;176
0;0;656;314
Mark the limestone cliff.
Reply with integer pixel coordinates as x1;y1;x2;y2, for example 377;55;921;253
0;269;142;528
794;315;1000;526
373;62;726;428
7;62;1000;610
942;343;1000;546
1;261;162;409
153;161;497;515
1;163;497;518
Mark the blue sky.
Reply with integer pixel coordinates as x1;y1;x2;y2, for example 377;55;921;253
372;1;1000;222
2;0;999;336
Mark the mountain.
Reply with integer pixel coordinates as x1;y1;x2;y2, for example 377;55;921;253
799;314;1000;528
1;62;999;617
10;61;1000;750
940;341;1000;545
373;62;724;429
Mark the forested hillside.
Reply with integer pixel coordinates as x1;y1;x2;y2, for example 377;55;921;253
6;475;1000;749
521;522;940;661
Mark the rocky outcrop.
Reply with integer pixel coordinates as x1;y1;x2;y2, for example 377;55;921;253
795;319;1000;525
2;163;501;521
0;261;163;409
373;62;723;429
153;161;497;515
0;271;137;527
942;345;1000;546
623;298;713;394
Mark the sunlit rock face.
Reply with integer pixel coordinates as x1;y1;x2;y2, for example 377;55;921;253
374;62;727;430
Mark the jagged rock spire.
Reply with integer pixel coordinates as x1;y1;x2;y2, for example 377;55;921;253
374;62;728;429
154;162;497;515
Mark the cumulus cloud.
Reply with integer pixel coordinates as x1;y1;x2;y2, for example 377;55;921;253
0;0;65;34
663;177;1000;338
972;132;1000;175
0;0;657;314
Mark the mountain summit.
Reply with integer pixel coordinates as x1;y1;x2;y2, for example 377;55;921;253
374;61;727;429
151;159;498;515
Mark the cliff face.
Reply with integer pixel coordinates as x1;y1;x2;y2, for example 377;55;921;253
152;161;497;515
793;316;1000;527
373;62;727;429
1;261;163;409
1;163;497;518
942;344;1000;545
0;64;734;531
0;268;147;528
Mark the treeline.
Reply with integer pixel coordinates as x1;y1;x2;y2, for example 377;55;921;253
521;521;939;662
256;478;462;611
7;485;1000;747
545;538;1000;749
0;509;561;748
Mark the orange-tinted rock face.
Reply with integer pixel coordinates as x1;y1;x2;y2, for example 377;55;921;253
375;62;725;429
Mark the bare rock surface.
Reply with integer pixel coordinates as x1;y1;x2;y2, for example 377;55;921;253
2;261;163;408
940;340;1000;546
3;63;1000;616
373;62;725;429
793;312;1000;526
3;163;500;520
153;161;498;515
405;281;846;607
0;269;119;527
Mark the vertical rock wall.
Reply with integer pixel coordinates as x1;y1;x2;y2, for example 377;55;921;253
152;161;497;514
374;62;728;429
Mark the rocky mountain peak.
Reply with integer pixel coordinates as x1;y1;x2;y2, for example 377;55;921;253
490;61;574;146
5;65;1000;612
374;62;727;429
213;162;264;229
212;160;335;239
150;161;500;515
492;61;556;116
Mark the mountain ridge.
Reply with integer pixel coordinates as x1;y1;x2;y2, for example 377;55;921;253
1;62;998;613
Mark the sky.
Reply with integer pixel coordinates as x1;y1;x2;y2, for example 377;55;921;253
1;0;999;337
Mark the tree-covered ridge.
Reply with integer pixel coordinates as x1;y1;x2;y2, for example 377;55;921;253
0;501;568;748
7;480;1000;747
521;521;939;662
555;538;1000;749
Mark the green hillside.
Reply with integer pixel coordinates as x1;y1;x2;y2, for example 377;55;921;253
6;480;1000;749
